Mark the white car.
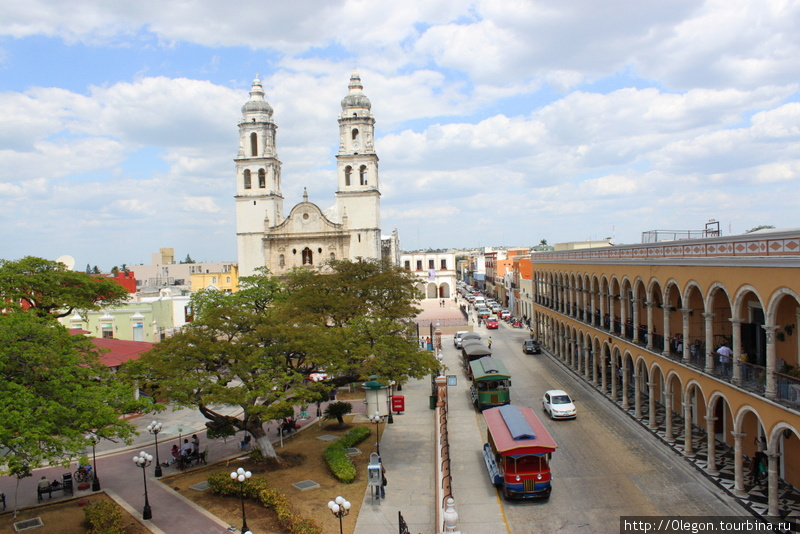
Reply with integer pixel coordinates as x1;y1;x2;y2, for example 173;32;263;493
453;330;469;348
542;390;577;419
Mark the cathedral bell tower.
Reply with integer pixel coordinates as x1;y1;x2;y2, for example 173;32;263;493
235;75;283;276
335;70;381;260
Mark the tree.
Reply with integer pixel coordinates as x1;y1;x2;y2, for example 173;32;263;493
0;312;145;514
0;257;130;318
181;254;195;264
123;260;439;459
323;402;353;428
746;225;775;233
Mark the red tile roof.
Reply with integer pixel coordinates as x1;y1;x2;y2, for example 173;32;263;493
69;329;153;368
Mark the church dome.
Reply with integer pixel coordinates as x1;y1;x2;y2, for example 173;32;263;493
242;75;273;117
340;70;371;111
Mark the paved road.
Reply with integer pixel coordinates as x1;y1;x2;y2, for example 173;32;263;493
450;316;744;534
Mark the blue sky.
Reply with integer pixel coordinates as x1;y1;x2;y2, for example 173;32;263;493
1;1;799;270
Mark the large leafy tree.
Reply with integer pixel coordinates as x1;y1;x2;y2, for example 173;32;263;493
0;312;144;513
124;260;439;459
0;256;130;318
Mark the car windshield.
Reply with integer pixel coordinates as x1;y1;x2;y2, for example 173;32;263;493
552;395;572;404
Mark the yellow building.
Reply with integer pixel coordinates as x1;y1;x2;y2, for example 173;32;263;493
530;229;800;517
190;264;239;293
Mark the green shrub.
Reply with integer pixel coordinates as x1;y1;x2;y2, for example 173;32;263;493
324;426;371;483
207;472;322;534
84;499;124;534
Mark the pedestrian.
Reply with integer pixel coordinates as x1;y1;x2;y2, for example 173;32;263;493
181;438;192;457
488;337;492;349
717;344;733;376
379;463;387;499
753;435;767;482
191;434;200;455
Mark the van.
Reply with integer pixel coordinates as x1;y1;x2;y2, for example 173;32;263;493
474;296;486;307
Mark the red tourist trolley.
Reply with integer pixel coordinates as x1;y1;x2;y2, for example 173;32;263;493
482;404;557;500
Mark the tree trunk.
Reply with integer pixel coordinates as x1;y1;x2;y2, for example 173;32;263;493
247;422;279;459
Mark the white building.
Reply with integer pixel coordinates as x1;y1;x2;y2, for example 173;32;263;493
235;71;397;277
400;252;457;299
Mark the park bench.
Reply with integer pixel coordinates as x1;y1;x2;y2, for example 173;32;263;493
37;474;74;501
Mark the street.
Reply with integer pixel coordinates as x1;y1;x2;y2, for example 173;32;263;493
446;312;744;534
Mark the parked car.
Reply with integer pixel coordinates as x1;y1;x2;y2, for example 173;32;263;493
486;317;499;329
476;307;491;319
542;390;577;419
500;309;511;320
454;330;469;348
522;339;541;354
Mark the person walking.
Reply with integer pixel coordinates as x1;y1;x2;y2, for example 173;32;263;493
488;337;492;349
717;344;733;376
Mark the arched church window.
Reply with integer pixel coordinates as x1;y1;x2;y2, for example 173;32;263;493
243;170;251;189
250;133;258;157
258;169;266;188
344;166;352;186
318;248;322;253
302;247;313;265
279;254;285;267
330;253;335;261
352;128;359;141
359;165;367;185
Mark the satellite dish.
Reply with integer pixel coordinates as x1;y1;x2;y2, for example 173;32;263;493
56;255;76;270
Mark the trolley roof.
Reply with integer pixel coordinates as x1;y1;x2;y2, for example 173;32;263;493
469;357;510;380
483;404;557;454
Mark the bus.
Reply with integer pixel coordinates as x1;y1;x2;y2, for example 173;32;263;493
482;404;557;500
461;342;492;378
469;357;511;411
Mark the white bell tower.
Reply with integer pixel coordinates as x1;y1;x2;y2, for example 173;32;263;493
235;75;283;276
335;71;381;260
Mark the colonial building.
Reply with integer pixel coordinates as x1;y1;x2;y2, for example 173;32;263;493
530;228;800;517
400;252;456;299
235;71;397;277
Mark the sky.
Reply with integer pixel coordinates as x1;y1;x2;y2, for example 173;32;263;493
1;0;799;271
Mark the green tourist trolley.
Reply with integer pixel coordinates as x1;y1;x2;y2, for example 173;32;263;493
469;356;512;411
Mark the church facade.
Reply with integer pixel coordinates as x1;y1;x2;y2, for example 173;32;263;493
235;72;398;277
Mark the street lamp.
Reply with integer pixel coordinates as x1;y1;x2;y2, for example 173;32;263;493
327;495;351;534
132;451;153;520
368;411;383;456
230;467;252;534
86;433;100;491
146;420;163;477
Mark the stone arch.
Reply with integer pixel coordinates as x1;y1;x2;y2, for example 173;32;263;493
426;282;438;299
438;282;451;299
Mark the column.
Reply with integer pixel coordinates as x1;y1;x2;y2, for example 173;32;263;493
593;351;600;386
621;361;630;410
590;291;598;327
730;318;743;385
662;307;671;357
632;299;641;343
731;432;747;497
646;301;655;351
702;312;715;374
611;355;618;401
767;452;780;517
584;341;591;379
764;325;779;400
620;296;629;339
648;381;657;429
681;308;691;362
601;352;608;392
664;390;674;442
705;416;718;476
634;369;643;419
683;394;694;456
599;290;607;330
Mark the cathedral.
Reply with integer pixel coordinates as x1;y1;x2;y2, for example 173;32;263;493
235;71;399;277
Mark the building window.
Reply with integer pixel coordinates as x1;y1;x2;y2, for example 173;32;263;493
250;132;258;156
330;253;335;261
429;259;435;270
345;166;352;186
226;277;231;283
441;259;447;270
416;260;423;271
352;128;359;141
259;169;266;188
279;254;285;267
302;247;313;265
243;169;251;189
404;260;411;270
359;165;367;185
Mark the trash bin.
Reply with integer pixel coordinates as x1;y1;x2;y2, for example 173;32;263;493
61;473;73;495
429;395;436;410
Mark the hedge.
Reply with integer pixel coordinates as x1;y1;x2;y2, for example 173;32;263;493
323;425;371;483
207;473;322;534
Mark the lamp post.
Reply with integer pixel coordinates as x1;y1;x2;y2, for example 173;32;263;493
230;467;252;534
368;411;383;456
327;495;351;534
146;420;163;477
86;433;100;491
132;451;153;520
